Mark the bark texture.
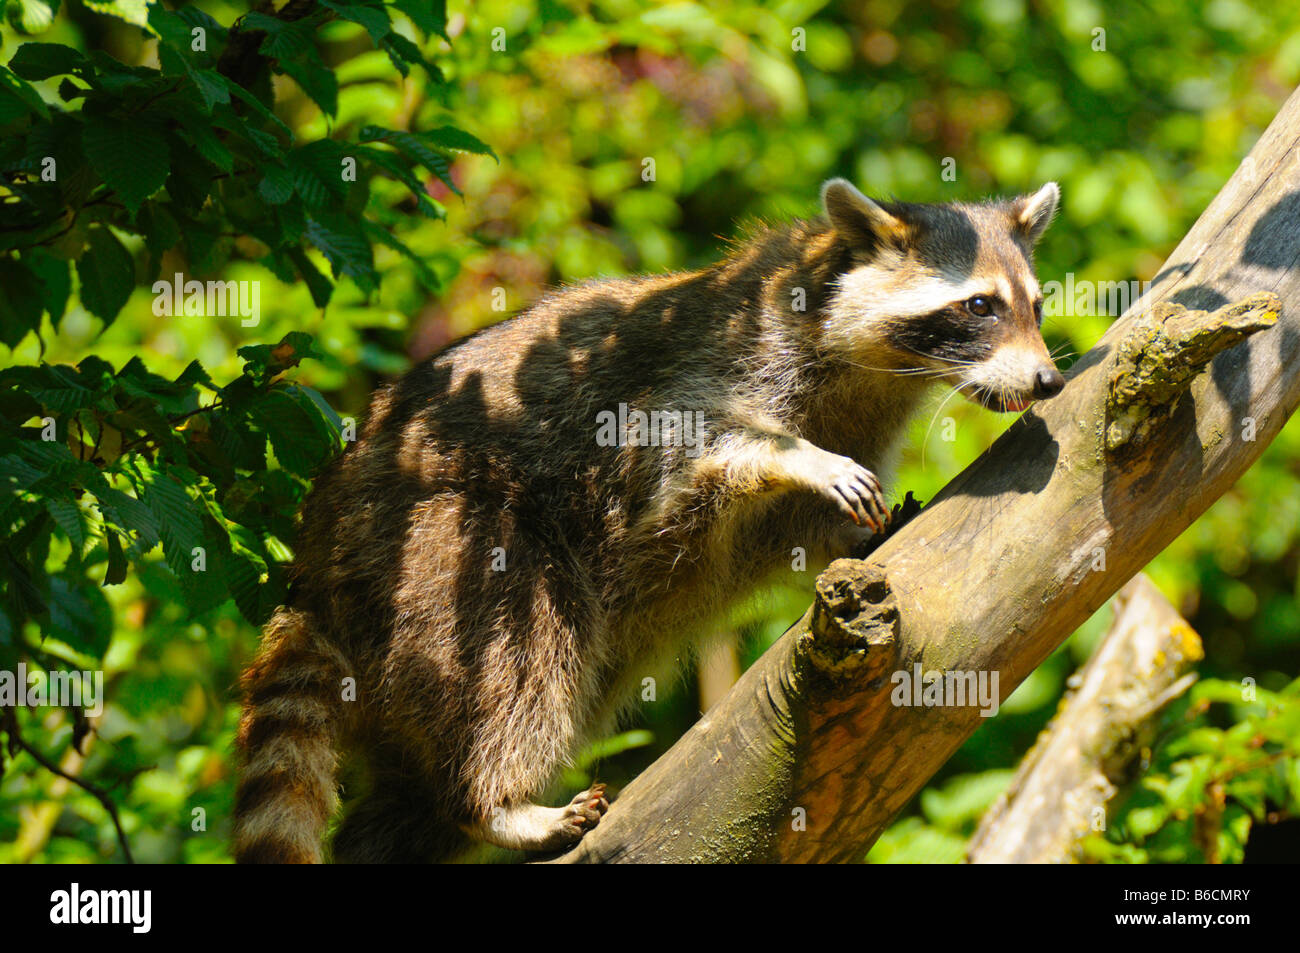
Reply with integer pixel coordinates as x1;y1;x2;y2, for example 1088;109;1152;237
966;573;1202;864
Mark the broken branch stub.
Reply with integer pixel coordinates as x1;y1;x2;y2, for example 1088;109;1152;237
1105;292;1281;451
799;559;900;686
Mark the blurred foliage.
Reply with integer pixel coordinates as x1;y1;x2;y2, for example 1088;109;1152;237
1083;678;1300;863
1;0;1299;863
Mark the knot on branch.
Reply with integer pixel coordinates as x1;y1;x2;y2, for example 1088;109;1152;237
1105;291;1280;451
799;559;899;686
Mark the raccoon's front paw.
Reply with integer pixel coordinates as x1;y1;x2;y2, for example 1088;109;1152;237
815;456;889;533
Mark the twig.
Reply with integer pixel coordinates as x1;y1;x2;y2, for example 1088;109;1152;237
1;708;135;864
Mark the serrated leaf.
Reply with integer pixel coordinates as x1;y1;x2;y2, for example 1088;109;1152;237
0;259;43;346
365;221;438;290
258;164;295;205
0;64;50;120
7;0;60;36
177;119;233;172
104;527;127;584
286;246;332;307
82;113;170;212
82;0;150;27
304;212;376;292
75;225;134;324
140;202;182;259
252;386;336;475
354;143;443;217
359;125;459;195
392;0;447;39
278;56;338;117
140;467;203;573
419;125;495;159
44;493;86;552
191;69;230;110
379;31;443;82
319;0;391;43
8;42;93;82
146;6;195;52
26;250;71;329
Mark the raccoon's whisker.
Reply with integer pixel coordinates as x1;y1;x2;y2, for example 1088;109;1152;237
920;379;975;470
893;343;982;369
836;358;950;378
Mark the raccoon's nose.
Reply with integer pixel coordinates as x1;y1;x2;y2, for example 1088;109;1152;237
1033;366;1065;399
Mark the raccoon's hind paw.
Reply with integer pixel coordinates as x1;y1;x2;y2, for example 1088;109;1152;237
817;456;889;533
563;783;610;834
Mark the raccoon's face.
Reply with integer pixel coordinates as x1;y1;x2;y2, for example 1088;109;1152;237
821;179;1064;413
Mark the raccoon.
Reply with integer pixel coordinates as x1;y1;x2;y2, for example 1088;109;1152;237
232;179;1064;863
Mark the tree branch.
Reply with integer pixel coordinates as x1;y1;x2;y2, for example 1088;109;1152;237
2;708;134;864
966;573;1201;864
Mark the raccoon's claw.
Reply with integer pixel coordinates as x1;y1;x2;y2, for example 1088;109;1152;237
563;783;609;833
821;458;889;533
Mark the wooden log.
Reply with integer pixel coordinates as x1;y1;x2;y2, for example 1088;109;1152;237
966;573;1201;864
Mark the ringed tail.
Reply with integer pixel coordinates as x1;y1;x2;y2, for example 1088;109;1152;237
233;607;345;863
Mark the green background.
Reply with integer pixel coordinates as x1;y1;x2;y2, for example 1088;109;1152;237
2;0;1299;863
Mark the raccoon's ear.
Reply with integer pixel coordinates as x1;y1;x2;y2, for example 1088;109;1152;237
821;178;908;249
1013;182;1060;244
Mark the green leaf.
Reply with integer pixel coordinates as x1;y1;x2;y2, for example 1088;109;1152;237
75;226;135;324
8;42;93;82
212;72;292;140
190;69;230;111
354;143;443;217
252;386;337;475
146;6;196;52
46;574;112;655
258;164;296;205
304;212;377;292
140;202;182;261
319;0;392;43
419;125;496;159
365;221;438;290
6;0;61;36
391;0;448;39
94;484;159;550
278;56;338;117
0;64;50;121
0;259;44;346
379;31;443;82
104;527;127;584
26;249;71;329
44;493;87;552
359;125;459;195
236;331;324;382
140;466;202;573
286;246;333;307
176;118;234;172
82;113;171;213
81;0;150;28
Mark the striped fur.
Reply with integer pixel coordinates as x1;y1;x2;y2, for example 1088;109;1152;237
233;608;346;863
231;180;1063;862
